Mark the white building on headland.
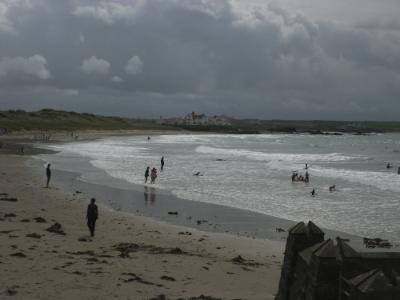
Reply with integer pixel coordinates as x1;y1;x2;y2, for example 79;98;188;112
159;112;232;126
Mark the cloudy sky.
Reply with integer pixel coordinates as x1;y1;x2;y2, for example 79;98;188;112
0;0;399;120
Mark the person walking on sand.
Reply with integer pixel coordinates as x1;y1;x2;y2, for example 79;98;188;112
161;156;165;171
144;166;150;183
86;198;98;237
46;164;51;188
150;167;157;184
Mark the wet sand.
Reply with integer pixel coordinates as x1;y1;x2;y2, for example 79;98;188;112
0;137;284;300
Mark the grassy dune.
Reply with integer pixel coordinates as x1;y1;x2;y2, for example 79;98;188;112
0;109;173;132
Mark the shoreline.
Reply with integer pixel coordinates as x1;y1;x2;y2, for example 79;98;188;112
0;137;284;299
34;139;359;243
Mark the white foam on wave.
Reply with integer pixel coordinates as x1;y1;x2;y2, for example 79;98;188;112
196;145;359;163
156;133;282;144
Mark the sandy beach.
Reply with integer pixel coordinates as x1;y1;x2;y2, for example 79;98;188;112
0;137;284;300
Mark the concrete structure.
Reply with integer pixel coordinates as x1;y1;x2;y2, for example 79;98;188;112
275;221;400;300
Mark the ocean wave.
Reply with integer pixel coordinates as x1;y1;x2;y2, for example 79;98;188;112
195;145;359;162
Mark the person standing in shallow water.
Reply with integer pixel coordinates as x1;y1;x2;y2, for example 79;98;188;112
144;166;150;183
86;198;98;237
46;164;51;188
161;156;165;171
150;167;157;184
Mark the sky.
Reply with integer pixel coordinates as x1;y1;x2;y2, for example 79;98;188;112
0;0;400;120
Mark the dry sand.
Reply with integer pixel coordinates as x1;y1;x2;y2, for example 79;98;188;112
0;139;283;300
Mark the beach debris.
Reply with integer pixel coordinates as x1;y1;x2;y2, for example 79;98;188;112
20;219;30;223
363;237;392;248
10;252;26;258
5;286;19;296
113;242;190;257
34;217;47;223
26;233;42;239
114;243;140;258
71;271;84;276
168;247;186;255
78;236;92;242
4;213;16;218
46;222;66;235
150;295;222;300
178;231;192;236
276;227;286;232
67;250;95;256
160;275;176;281
230;255;263;267
120;272;163;287
0;230;16;234
0;197;18;202
187;295;222;300
168;211;178;215
196;220;207;225
75;190;82;194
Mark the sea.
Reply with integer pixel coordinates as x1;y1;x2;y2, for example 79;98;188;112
46;133;400;243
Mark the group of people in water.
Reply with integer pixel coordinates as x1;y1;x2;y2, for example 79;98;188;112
291;171;309;183
386;162;400;174
144;156;165;184
292;163;336;197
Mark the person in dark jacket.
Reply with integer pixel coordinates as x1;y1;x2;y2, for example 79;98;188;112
86;198;98;237
46;164;51;188
144;166;150;183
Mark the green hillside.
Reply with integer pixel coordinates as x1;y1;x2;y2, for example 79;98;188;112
0;109;171;132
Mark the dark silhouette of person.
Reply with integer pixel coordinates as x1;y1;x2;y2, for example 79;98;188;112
329;185;336;192
161;156;165;171
144;166;150;183
46;164;51;188
305;171;309;183
386;163;392;169
150;168;157;184
311;188;316;196
291;171;297;182
86;198;98;237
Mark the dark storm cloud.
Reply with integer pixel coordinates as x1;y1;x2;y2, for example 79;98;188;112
0;0;399;120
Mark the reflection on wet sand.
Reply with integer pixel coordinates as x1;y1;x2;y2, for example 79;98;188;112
144;186;156;205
